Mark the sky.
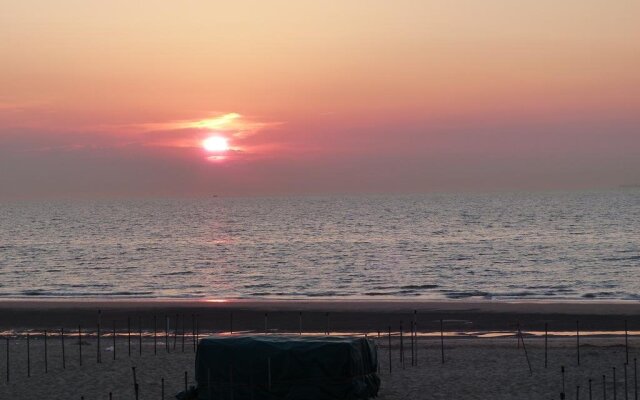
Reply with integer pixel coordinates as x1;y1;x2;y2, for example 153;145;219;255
1;0;639;199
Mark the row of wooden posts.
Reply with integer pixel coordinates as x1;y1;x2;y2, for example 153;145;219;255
2;313;635;381
2;311;637;400
558;361;639;400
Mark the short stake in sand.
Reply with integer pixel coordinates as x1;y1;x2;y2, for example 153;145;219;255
578;385;581;400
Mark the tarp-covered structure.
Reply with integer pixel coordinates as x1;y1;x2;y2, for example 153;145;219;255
188;335;380;400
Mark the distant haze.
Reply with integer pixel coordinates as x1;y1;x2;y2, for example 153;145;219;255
1;0;639;199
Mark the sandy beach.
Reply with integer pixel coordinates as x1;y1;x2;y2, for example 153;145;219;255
0;300;639;399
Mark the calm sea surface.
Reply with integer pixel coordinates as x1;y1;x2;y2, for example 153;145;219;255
0;190;639;300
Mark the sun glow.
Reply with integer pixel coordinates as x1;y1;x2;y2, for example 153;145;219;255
202;136;229;152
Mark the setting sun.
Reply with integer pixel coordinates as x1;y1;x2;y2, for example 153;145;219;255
202;136;229;152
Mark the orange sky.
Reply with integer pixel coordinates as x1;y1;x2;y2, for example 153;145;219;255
1;0;639;198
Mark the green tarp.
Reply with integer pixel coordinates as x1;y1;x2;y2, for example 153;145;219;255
189;335;380;400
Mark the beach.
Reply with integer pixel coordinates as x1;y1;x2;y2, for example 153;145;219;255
1;300;639;399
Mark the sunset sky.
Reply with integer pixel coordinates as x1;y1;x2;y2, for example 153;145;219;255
1;0;639;199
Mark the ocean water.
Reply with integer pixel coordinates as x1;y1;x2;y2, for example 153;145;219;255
0;190;639;301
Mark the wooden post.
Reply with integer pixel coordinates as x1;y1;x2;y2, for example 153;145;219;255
517;321;520;349
181;314;185;353
388;326;392;374
44;330;48;373
185;371;188;393
626;320;629;365
415;321;418;366
561;366;566;398
545;322;548;368
61;327;66;369
299;312;302;336
113;320;116;360
192;314;196;352
138;316;142;356
440;319;445;364
230;312;233;335
195;314;199;348
27;333;31;377
154;314;157;355
128;316;131;357
97;310;102;364
79;325;82;366
174;313;178;350
577;320;580;366
265;312;268;334
132;366;139;400
410;321;414;367
165;315;169;353
399;321;404;368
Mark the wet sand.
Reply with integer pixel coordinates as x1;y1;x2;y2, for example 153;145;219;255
1;299;640;333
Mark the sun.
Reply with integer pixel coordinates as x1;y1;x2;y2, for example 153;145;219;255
202;136;229;152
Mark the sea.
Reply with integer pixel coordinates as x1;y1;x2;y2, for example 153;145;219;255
0;190;638;301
